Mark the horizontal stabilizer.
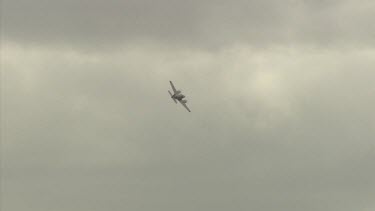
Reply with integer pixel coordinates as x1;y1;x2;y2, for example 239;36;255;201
168;91;177;103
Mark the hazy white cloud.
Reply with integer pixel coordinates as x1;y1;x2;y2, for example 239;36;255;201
2;41;375;211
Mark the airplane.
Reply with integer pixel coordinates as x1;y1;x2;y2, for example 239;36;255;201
168;81;191;112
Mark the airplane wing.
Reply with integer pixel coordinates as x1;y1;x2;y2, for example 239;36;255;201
179;101;191;112
169;81;177;93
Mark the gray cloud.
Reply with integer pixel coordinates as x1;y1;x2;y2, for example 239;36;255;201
2;0;375;210
2;0;375;49
2;43;375;211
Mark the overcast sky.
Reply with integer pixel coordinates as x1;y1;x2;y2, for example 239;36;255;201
1;0;375;211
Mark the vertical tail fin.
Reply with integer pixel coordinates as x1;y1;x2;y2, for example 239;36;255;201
168;91;177;103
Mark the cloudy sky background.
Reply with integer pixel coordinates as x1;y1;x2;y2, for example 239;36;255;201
1;0;375;210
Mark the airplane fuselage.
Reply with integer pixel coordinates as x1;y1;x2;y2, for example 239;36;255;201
172;93;185;101
171;90;185;100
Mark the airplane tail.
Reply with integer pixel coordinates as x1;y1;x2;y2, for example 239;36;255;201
168;91;177;103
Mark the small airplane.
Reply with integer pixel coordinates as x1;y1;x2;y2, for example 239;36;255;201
168;81;191;112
